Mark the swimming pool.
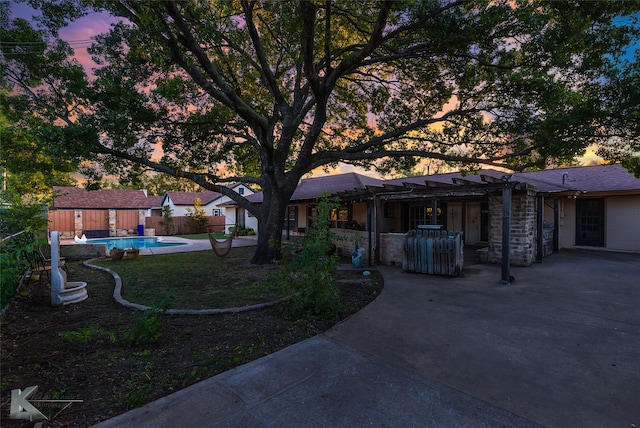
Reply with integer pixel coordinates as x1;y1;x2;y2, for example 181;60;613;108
86;237;186;250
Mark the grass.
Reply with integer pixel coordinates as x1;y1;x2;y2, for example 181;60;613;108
91;247;283;309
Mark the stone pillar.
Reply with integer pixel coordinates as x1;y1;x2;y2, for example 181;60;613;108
487;190;537;267
109;210;117;237
138;209;145;228
74;210;83;238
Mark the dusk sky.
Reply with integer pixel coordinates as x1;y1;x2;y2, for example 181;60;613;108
9;1;639;173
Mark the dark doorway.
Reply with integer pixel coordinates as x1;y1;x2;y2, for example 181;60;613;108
576;198;605;247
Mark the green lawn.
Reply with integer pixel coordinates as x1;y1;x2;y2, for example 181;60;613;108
92;247;282;309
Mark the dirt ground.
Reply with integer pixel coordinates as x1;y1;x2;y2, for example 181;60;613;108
0;257;383;427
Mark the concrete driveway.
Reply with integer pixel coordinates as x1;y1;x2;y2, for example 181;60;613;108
95;250;640;427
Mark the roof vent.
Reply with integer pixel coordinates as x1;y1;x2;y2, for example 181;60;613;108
562;172;569;186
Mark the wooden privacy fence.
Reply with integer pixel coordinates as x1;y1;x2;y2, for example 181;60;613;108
146;216;226;235
402;230;464;277
116;210;139;230
48;210;74;233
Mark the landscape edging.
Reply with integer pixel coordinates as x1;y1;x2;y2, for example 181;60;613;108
83;258;291;315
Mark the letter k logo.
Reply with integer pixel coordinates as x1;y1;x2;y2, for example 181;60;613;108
10;386;48;420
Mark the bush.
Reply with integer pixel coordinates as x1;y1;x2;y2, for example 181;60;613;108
270;194;342;320
123;293;173;346
185;198;209;233
0;231;34;310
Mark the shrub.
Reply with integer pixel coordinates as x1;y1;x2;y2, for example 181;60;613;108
123;293;173;346
159;205;175;235
0;231;34;310
185;198;209;233
270;194;342;320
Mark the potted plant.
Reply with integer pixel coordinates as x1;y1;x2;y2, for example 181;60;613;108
125;243;140;260
110;247;125;260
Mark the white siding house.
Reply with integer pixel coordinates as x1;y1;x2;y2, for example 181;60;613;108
161;184;256;234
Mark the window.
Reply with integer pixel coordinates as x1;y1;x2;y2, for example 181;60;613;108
238;187;244;195
212;209;221;216
408;202;446;230
384;203;396;218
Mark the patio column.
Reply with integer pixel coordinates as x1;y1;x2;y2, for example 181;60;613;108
553;197;560;253
374;194;382;265
501;184;512;284
461;201;467;243
367;201;373;267
431;198;438;225
536;195;544;263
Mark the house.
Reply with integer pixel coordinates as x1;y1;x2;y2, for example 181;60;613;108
162;190;221;217
337;164;640;267
244;165;639;269
49;187;157;239
161;183;255;234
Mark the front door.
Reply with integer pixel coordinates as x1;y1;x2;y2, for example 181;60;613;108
237;207;246;229
576;198;604;247
287;206;298;230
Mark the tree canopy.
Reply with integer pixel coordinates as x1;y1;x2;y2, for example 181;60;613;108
2;0;639;262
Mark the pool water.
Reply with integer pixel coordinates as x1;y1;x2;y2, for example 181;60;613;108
86;237;185;250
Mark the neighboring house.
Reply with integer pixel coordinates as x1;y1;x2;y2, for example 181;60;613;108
161;183;255;234
162;190;221;217
146;195;165;217
50;187;156;239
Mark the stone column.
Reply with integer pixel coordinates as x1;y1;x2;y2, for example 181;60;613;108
74;210;82;238
487;190;537;268
109;210;117;237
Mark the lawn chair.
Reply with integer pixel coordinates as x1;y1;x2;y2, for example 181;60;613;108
24;250;52;286
37;244;65;267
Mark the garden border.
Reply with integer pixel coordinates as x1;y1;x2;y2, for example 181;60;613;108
83;258;292;315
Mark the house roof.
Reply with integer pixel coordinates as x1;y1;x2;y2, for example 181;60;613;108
226;164;640;207
382;164;640;195
165;190;221;205
147;195;165;208
52;187;155;209
228;173;384;205
514;164;640;194
57;165;635;211
291;173;384;200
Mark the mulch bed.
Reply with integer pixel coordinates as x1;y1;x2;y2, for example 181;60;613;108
1;258;382;427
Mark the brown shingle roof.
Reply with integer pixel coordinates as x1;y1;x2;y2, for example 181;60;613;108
291;173;384;200
52;187;154;209
514;164;640;194
383;165;640;195
165;190;221;205
147;195;165;208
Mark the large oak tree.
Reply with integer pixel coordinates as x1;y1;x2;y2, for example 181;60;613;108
2;0;639;263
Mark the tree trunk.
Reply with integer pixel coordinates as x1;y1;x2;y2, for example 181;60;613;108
250;187;288;264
